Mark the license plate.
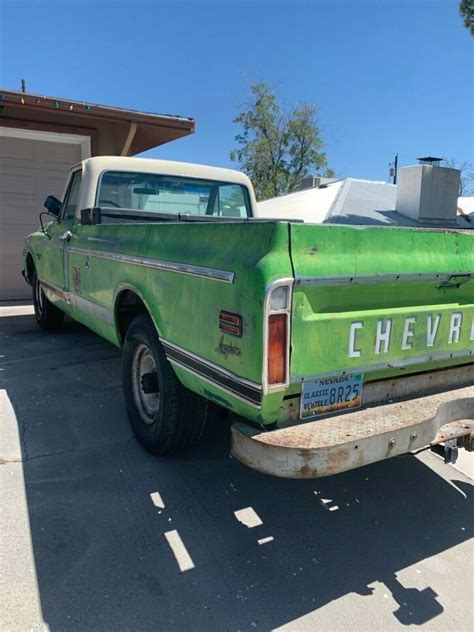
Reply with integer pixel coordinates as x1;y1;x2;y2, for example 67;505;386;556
300;373;363;419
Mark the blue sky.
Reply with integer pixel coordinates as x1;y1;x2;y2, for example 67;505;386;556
1;0;472;181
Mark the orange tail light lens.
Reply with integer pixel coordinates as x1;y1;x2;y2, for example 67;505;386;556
268;313;287;384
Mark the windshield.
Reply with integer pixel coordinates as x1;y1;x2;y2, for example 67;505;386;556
96;171;251;218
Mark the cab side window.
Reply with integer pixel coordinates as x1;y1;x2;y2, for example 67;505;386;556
62;171;82;220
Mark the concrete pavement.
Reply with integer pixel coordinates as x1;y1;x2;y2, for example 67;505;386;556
1;305;473;631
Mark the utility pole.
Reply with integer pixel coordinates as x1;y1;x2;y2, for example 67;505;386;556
389;153;398;184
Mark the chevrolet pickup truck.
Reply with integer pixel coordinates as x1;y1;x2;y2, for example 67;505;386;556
22;156;474;477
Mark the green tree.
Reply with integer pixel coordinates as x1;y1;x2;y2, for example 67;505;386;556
459;0;474;35
230;83;333;201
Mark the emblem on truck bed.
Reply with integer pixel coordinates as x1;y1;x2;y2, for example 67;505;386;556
215;335;242;358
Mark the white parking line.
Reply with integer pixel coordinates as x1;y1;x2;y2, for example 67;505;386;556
0;389;47;631
164;530;195;572
150;491;165;509
234;507;263;528
0;304;34;317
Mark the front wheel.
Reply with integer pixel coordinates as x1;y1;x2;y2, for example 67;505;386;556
122;314;208;455
32;271;64;331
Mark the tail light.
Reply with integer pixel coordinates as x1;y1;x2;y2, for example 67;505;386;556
268;313;287;384
264;280;293;391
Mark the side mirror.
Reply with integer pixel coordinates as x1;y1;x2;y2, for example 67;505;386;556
43;194;62;217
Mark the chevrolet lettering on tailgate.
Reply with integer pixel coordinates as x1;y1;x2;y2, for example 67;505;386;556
348;311;473;358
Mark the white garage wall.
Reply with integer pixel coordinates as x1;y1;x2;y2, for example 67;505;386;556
0;128;90;300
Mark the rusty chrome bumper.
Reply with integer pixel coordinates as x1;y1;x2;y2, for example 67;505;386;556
231;385;474;479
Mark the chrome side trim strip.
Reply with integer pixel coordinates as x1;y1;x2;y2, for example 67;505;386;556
161;338;262;407
71;293;114;326
67;246;234;283
86;237;119;245
291;350;474;383
161;338;262;390
40;279;68;301
39;279;114;326
295;272;474;287
168;359;262;409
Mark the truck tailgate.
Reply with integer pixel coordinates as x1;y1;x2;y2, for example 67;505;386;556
289;224;474;390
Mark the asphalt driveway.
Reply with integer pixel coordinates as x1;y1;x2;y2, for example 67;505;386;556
1;305;473;632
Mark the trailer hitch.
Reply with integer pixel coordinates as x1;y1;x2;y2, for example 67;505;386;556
430;439;459;464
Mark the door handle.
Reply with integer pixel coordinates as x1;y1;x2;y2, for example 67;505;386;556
60;230;73;241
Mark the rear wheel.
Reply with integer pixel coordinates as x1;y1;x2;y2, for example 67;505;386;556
32;270;64;331
122;314;208;455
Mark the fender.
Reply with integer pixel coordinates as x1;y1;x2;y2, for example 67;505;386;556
113;282;164;346
22;248;38;285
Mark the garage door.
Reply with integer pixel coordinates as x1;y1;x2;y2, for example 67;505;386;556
0;136;82;300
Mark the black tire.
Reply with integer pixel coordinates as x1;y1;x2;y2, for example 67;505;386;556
122;314;208;455
32;270;65;331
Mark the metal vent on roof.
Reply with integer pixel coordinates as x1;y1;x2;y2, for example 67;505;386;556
417;156;443;167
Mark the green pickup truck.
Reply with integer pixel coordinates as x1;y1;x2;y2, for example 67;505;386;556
23;156;474;477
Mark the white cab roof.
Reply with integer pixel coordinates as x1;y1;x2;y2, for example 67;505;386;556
78;156;256;212
81;155;251;186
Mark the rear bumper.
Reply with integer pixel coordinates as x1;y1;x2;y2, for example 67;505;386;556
231;384;474;479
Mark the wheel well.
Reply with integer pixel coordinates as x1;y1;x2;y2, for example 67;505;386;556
25;253;35;284
115;290;148;346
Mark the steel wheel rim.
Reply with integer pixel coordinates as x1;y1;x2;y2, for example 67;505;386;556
35;277;44;315
131;343;160;424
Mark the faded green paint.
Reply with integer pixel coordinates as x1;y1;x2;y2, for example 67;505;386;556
289;224;474;386
24;212;473;428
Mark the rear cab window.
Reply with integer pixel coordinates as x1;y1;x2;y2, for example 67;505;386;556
96;171;251;218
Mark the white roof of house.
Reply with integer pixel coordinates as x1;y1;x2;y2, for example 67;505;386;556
257;180;344;222
256;179;473;229
458;196;474;215
327;179;398;225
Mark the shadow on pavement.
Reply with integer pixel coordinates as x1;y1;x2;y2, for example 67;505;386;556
1;313;472;631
